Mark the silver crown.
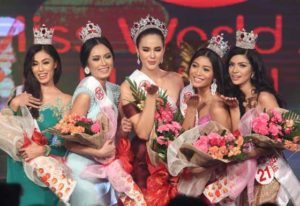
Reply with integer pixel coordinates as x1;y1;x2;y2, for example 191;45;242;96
79;21;102;43
131;15;168;43
33;24;54;45
207;34;230;58
236;29;258;49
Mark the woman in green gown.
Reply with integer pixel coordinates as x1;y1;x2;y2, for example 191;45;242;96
7;24;71;206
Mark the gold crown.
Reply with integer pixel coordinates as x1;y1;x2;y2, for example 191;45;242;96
33;24;54;45
207;34;230;58
131;15;168;43
236;29;258;49
79;21;102;43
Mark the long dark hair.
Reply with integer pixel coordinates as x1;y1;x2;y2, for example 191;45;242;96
187;47;225;94
135;28;165;48
23;44;62;118
80;36;114;76
223;46;284;115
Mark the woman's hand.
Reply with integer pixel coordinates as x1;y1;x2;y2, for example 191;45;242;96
121;117;132;133
96;140;116;159
18;142;45;162
186;95;206;111
220;95;239;108
10;92;42;111
146;84;159;96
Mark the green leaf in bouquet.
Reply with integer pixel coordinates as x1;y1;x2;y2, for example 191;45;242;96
126;77;146;103
173;109;184;124
220;129;227;136
75;121;93;135
158;90;168;105
283;110;300;124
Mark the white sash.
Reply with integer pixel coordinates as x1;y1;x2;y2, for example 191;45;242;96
78;76;118;141
129;69;177;111
179;83;194;116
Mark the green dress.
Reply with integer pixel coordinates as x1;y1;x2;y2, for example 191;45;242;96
6;99;69;206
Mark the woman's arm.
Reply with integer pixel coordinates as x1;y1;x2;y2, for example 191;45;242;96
181;95;199;131
71;93;90;116
257;91;279;110
9;92;42;112
67;93;115;158
120;82;157;140
65;140;115;159
220;95;240;131
210;100;232;131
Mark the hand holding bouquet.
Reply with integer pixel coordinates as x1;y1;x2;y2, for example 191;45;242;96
0;106;76;203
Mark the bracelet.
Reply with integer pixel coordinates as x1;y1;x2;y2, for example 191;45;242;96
44;145;51;156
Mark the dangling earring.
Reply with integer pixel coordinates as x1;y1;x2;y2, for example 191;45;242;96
160;57;163;64
137;54;140;65
84;66;90;75
210;79;217;95
251;73;255;80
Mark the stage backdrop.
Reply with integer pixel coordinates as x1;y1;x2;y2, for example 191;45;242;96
0;0;299;181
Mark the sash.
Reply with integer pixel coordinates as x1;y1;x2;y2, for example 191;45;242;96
179;83;200;125
78;77;147;205
77;76;118;142
129;69;177;111
240;108;300;206
179;83;194;116
254;156;300;206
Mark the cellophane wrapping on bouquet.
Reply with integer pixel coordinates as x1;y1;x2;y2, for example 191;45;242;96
45;113;109;149
0;106;76;203
168;121;249;199
244;108;300;152
240;108;300;206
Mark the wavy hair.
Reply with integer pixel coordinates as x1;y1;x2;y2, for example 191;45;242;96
23;44;62;118
223;46;284;115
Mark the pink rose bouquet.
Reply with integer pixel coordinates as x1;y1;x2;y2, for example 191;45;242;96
250;109;300;152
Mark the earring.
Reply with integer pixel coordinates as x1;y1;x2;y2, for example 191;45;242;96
210;79;217;96
251;73;255;79
137;54;140;65
160;57;163;64
84;66;90;75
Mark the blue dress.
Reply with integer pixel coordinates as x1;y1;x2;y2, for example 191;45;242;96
67;77;119;206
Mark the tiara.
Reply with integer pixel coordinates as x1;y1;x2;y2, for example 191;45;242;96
33;24;54;45
131;15;168;43
207;34;230;58
79;21;102;43
236;29;258;49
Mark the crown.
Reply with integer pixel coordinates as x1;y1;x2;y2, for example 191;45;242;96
79;21;102;43
236;29;258;49
131;15;168;43
207;34;230;58
33;24;54;45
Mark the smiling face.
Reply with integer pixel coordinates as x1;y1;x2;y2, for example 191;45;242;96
87;43;113;82
31;50;57;86
137;33;165;71
189;56;214;89
228;54;253;87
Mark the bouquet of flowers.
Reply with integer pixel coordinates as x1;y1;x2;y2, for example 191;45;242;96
178;122;247;166
147;101;183;165
247;108;300;152
0;106;76;203
126;77;183;164
126;78;183;206
46;114;108;148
